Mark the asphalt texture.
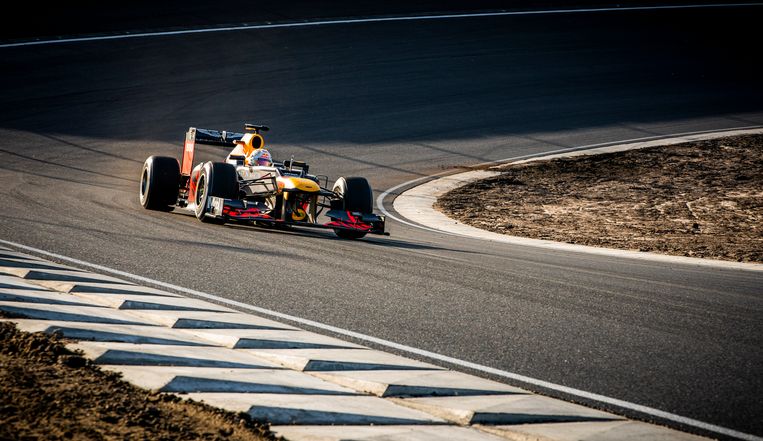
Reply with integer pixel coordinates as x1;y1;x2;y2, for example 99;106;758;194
1;3;761;438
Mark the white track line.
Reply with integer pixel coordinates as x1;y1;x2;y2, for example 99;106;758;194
0;238;759;440
1;3;762;48
376;125;763;233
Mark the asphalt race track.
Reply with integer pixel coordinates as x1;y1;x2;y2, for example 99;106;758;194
1;3;761;439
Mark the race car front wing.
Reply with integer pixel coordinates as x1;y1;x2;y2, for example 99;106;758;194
208;197;388;236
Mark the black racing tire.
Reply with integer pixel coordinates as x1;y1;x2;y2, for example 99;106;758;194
332;176;373;239
139;156;180;211
194;162;238;224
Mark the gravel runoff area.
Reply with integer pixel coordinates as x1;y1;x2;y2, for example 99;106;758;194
0;319;279;441
436;135;763;263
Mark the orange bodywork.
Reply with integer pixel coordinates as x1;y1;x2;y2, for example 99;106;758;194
233;133;265;157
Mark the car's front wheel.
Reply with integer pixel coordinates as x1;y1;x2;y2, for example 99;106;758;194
331;176;373;239
195;162;238;224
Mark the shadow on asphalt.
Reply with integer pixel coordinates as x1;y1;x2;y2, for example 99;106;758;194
223;222;465;253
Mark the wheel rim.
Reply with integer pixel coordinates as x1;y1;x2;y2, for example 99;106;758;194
332;180;346;210
140;167;149;203
196;175;206;207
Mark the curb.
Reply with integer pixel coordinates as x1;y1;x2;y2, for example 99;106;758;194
393;128;763;272
0;246;715;441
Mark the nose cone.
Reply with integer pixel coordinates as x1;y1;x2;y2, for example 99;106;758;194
280;177;320;192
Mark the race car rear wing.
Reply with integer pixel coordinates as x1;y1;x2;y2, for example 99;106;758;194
194;124;269;147
181;124;269;176
194;128;245;147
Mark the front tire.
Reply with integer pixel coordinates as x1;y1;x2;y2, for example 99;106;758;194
140;156;180;211
332;176;373;239
195;162;238;224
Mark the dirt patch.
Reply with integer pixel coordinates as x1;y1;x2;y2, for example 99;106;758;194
436;134;763;263
0;320;280;441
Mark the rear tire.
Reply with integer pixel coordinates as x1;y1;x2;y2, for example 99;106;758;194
195;162;238;224
140;156;180;211
332;176;373;239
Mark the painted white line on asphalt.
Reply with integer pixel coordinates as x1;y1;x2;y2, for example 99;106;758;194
469;125;763;169
376;174;457;234
1;3;762;48
377;125;763;257
0;238;758;441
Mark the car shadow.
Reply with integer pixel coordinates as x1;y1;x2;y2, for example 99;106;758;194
222;219;478;254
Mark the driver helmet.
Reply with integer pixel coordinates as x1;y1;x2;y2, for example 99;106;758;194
247;149;272;167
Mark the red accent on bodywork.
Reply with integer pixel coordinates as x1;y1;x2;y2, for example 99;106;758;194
325;211;373;231
223;206;273;220
325;221;373;231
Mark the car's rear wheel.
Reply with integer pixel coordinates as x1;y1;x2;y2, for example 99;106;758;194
195;162;238;224
140;156;180;211
332;176;373;239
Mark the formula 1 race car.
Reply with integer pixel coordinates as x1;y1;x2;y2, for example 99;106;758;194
139;123;387;239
